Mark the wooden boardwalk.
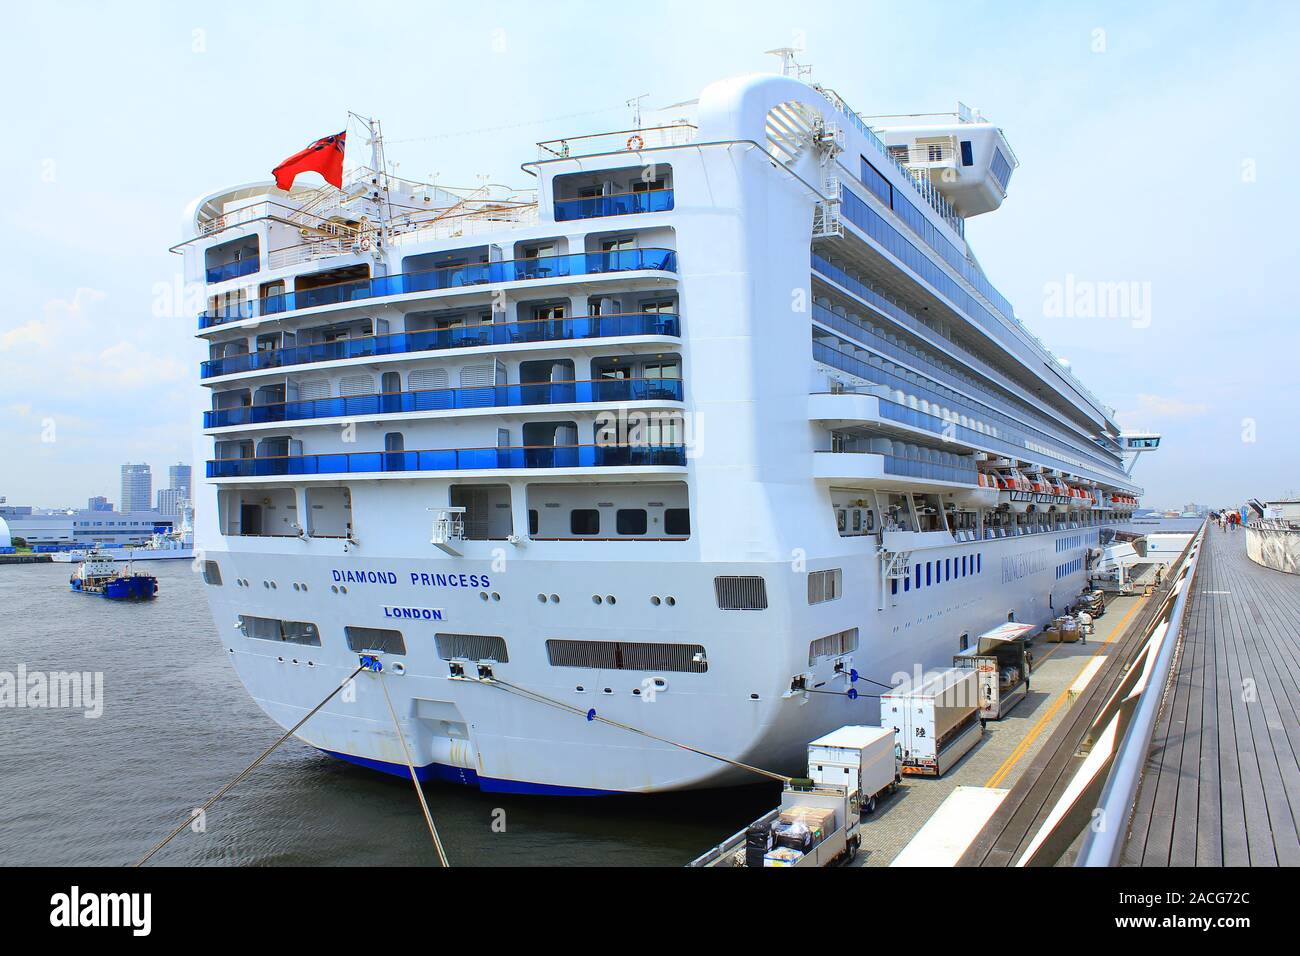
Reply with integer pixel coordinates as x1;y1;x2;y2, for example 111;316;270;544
1123;525;1300;866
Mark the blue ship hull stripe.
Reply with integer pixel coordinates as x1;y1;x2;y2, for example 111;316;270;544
319;748;620;796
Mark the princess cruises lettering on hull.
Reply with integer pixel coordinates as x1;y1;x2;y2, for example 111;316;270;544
177;71;1159;795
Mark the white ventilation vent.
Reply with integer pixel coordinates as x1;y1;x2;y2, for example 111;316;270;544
338;374;374;397
765;100;819;166
714;576;768;610
408;367;450;390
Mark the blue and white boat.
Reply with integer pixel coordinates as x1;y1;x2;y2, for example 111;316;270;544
69;551;158;600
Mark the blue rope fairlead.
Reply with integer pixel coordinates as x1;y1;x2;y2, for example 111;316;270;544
359;655;383;672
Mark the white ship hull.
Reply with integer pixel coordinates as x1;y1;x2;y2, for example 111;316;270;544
204;522;1102;794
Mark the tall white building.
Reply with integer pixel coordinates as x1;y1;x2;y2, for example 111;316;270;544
168;463;193;501
120;463;152;513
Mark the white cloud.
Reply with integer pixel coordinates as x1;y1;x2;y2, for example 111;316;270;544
0;288;184;393
1116;393;1210;428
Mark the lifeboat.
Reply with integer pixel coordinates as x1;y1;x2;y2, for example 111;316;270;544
951;471;1000;510
1050;478;1072;507
998;469;1035;513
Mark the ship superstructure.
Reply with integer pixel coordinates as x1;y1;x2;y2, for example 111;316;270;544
179;71;1154;794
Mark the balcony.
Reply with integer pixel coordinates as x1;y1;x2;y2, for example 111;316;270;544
197;248;679;329
206;258;260;284
554;188;674;222
200;312;679;379
814;448;978;488
207;443;687;479
205;378;684;428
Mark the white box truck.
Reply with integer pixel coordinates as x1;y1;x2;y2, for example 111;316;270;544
807;725;900;813
881;667;982;777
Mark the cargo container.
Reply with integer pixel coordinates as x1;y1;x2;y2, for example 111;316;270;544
806;725;900;813
953;623;1033;720
881;667;982;777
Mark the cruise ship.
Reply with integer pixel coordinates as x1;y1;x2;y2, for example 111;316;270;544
179;65;1158;795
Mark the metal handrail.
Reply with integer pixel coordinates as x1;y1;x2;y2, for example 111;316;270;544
1070;521;1207;865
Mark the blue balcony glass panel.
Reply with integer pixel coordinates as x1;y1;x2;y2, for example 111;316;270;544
554;189;675;222
203;378;683;427
199;248;678;329
200;313;679;378
206;444;687;478
205;258;260;284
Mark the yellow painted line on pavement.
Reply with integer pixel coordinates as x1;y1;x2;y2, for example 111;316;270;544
984;595;1147;789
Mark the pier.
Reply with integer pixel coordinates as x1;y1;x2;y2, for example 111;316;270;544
1122;525;1300;866
846;591;1147;866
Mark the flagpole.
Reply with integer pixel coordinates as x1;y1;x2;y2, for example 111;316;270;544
346;111;393;258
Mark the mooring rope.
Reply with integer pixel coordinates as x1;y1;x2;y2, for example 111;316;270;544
377;670;450;867
478;675;792;784
135;663;366;867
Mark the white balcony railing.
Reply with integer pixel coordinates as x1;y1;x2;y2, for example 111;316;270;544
536;124;697;162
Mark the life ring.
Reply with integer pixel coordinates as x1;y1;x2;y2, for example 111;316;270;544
626;134;645;151
359;236;372;251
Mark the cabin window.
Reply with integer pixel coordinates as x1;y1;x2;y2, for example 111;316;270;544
528;510;539;535
200;560;222;586
807;569;843;605
570;509;600;536
664;508;690;536
616;509;647;535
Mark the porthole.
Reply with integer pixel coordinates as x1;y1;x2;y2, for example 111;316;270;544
537;593;547;603
491;592;501;602
605;595;616;605
549;594;560;603
592;595;603;604
650;595;661;606
480;591;489;601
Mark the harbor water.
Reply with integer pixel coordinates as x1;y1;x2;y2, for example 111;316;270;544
0;560;774;866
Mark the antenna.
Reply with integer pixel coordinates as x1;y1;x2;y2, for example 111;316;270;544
626;94;649;129
765;47;811;80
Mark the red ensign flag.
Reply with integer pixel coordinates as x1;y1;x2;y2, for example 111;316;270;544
272;131;346;191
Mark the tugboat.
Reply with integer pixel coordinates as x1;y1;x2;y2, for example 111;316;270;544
69;550;158;600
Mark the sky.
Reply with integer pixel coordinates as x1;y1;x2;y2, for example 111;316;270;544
1;0;1297;510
